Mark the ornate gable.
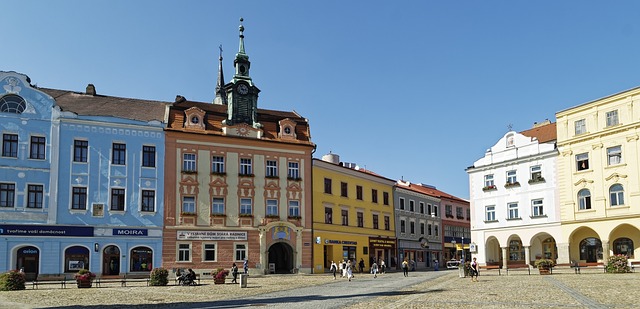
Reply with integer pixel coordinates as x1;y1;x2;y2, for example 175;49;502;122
184;107;206;131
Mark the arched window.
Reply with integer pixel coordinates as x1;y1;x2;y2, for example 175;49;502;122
0;94;26;113
508;239;524;261
506;133;515;147
613;238;634;258
579;238;603;262
610;184;624;206
129;247;153;272
64;246;89;273
578;189;591;210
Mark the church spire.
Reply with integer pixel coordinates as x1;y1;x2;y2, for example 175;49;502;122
233;17;250;79
213;45;227;105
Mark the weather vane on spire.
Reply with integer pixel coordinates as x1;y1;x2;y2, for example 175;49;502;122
507;124;513;131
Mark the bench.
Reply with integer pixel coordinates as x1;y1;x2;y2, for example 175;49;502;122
32;274;68;289
506;264;531;275
95;273;150;287
630;261;640;272
573;262;605;274
174;273;201;286
479;265;501;275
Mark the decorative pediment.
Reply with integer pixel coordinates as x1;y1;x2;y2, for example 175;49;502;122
278;118;297;140
561;150;573;157
573;178;594;187
592;143;603;150
222;122;263;138
184;107;206;131
605;173;628;182
627;135;639;142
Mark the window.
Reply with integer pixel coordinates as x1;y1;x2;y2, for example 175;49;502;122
420;223;425;235
509;240;524;261
578;189;591;210
178;243;191;262
183;153;196;172
240;198;252;215
0;183;15;208
266;199;278;216
530;165;542;181
203;244;217;261
607;146;622;165
409;200;415;212
265;160;277;177
484;174;494;188
212;197;225;215
506;133;515;147
419;202;424;214
579;238;603;261
129;247;152;272
71;187;87;210
142;146;156;168
410;221;415;234
433;205;438;217
372;214;379;229
445;205;452;218
356;186;363;200
428;204;432;216
235;244;247;261
384;216;390;230
383;192;389;205
288;200;300;217
456;206;463;219
30;136;46;160
240;158;252;175
0;94;26;113
287;162;299;179
575;119;586;135
64;246;89;272
325;207;333;224
73;140;88;162
428;224;432;236
532;199;544;217
27;184;44;208
111;188;125;211
508;202;519;219
506;170;517;184
141;190;155;212
613;238;634;258
467;208;471;220
212;156;225;174
357;212;363;227
434;225;439;236
576;153;589;171
341;209;348;226
340;182;348;197
324;178;332;194
2;134;18;157
610;184;624;206
400;220;406;233
372;189;378;203
606;110;619;127
112;143;126;165
399;198;405;210
485;205;496;221
182;196;195;213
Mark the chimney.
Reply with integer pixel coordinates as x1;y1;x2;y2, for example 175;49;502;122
86;84;96;96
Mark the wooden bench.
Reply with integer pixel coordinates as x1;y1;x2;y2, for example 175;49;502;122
32;274;68;289
479;265;501;275
94;274;125;287
174;273;201;286
506;264;531;275
121;273;150;286
630;261;640;272
573;262;605;274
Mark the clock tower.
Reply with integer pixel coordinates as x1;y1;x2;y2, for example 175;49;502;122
223;18;261;129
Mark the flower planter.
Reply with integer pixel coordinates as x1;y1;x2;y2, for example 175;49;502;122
538;267;551;275
214;278;225;285
76;280;93;288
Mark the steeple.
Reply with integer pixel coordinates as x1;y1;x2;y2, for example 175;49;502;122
233;18;251;80
213;45;227;105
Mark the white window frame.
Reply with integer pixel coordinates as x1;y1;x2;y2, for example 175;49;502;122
399;197;405;210
606;110;619;127
506;170;517;184
266;160;278;177
183;153;196;172
234;243;247;262
287;161;299;179
485;205;496;221
532;199;544;217
610;184;624;206
203;243;217;262
484;174;494;187
266;199;278;216
240;158;252;175
575;119;586;135
211;197;224;215
400;219;406;233
578;189;591;210
212;156;225;173
240;198;252;215
182;196;195;213
530;165;542;181
288;200;300;217
576;153;589;171
607;146;622;165
508;202;519;219
177;243;191;262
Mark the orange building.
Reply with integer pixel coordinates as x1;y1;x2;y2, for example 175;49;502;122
162;20;315;275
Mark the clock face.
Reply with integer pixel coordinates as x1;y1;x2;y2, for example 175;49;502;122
191;116;199;124
237;84;249;95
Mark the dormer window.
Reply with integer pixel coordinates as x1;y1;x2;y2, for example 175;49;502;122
190;116;199;124
0;94;26;114
278;118;297;140
284;127;291;134
184;107;206;130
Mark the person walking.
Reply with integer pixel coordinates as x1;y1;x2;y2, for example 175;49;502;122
380;259;386;274
358;258;365;273
243;259;249;274
402;259;409;277
346;260;353;281
470;257;479;282
231;263;239;283
330;261;337;280
339;260;344;278
341;260;347;278
371;261;378;278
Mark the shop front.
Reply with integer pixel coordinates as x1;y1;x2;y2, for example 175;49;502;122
369;237;397;269
313;232;370;273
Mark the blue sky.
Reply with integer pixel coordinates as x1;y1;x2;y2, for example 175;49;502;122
5;1;640;199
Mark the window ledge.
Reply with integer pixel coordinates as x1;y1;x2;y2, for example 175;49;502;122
506;217;522;221
577;209;596;213
605;163;626;169
210;172;227;176
482;186;497;192
265;175;279;179
182;170;198;174
528;178;546;184
483;220;499;223
609;205;630;209
575;169;593;174
504;182;521;188
530;215;548;218
238;173;255;177
287;177;302;181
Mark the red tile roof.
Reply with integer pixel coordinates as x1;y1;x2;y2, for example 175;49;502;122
520;122;556;144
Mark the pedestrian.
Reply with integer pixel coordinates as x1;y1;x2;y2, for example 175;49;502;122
371;261;378;278
434;259;439;271
358;258;365;273
402;259;409;277
380;259;386;274
339;260;344;278
330;261;337;280
342;260;347;278
470;257;479;282
231;263;239;283
346;260;353;281
243;259;248;274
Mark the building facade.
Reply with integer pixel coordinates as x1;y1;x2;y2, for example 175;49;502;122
556;88;640;264
394;181;442;270
467;122;560;268
162;21;315;275
312;154;396;273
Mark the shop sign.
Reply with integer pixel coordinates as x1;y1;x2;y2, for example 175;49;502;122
0;225;93;237
113;228;148;236
177;230;247;240
370;238;395;248
324;239;357;245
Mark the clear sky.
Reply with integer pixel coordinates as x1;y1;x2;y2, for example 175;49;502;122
5;1;640;200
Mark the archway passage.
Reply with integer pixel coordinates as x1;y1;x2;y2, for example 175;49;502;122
268;242;294;274
16;246;39;281
102;245;120;276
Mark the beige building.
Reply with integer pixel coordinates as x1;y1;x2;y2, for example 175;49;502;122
556;87;640;265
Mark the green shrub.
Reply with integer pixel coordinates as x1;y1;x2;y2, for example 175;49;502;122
150;267;169;286
0;270;26;291
606;254;631;273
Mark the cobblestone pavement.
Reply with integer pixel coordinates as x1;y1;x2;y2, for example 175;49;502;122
1;269;639;308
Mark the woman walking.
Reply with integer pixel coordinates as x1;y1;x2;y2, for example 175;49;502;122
330;261;338;280
470;257;479;282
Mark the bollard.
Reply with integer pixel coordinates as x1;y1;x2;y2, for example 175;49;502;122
239;274;247;288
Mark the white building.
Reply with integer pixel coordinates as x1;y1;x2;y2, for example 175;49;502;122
466;121;561;268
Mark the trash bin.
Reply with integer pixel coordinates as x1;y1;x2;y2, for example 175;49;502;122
459;266;465;278
239;274;247;288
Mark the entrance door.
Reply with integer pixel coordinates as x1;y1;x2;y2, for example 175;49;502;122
586;247;597;263
16;246;39;281
102;245;120;276
268;242;293;274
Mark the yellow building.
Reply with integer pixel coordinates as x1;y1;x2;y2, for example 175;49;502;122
556;87;640;264
312;154;396;273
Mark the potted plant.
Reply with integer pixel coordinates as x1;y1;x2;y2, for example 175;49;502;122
212;267;229;284
534;259;555;275
74;269;96;288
